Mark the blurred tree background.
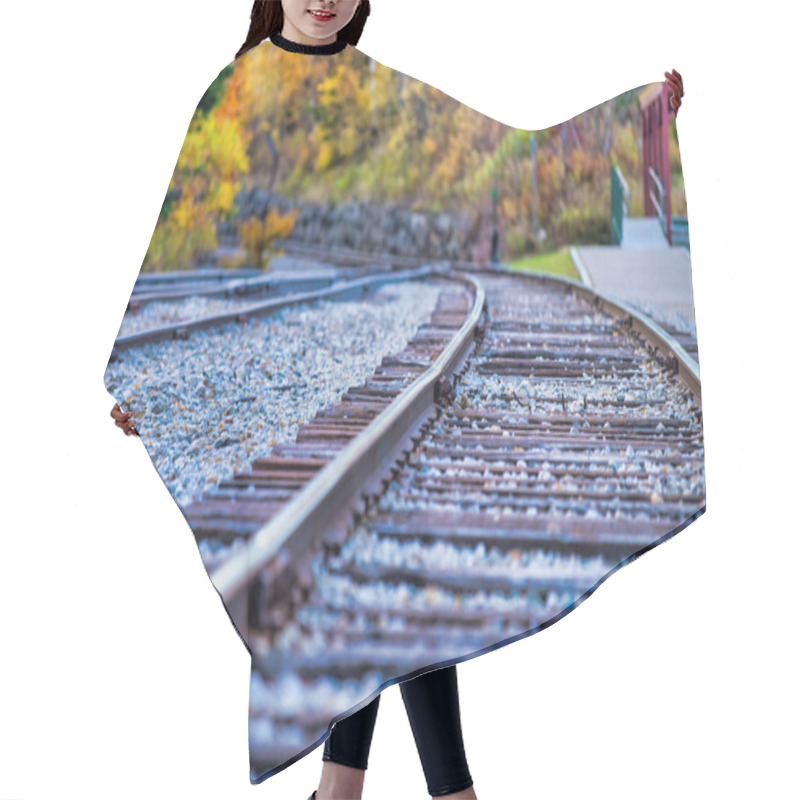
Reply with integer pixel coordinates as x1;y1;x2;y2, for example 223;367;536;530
142;45;683;271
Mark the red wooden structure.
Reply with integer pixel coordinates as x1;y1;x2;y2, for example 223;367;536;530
639;82;675;245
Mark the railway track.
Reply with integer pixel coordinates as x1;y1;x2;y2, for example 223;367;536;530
127;243;440;314
127;262;398;309
131;266;262;288
107;264;436;354
163;263;705;779
656;318;699;363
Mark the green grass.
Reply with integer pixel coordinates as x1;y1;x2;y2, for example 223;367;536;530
505;247;581;281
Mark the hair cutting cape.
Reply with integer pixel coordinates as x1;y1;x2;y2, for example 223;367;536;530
104;33;705;785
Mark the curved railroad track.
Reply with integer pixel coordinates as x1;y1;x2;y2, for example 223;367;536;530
157;262;705;778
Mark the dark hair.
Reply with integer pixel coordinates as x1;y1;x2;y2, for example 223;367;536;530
236;1;371;59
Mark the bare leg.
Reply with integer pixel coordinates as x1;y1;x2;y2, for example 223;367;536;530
315;761;366;800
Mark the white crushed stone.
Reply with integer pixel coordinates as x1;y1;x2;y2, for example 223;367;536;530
104;281;442;506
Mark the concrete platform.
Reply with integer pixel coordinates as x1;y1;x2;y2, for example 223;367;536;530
571;244;697;337
621;216;669;248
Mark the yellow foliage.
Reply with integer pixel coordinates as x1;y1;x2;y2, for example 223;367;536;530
239;216;266;266
143;44;671;267
143;67;250;271
265;206;300;241
238;207;300;269
316;141;334;172
207;179;239;214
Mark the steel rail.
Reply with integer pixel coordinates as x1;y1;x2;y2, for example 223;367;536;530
127;266;394;307
211;268;485;632
107;264;436;355
451;262;701;403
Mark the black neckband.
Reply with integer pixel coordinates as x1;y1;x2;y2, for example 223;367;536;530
270;31;349;55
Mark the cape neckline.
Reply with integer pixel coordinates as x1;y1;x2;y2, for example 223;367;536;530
270;30;349;55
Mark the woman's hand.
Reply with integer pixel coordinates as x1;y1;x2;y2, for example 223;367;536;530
665;68;684;116
111;402;139;436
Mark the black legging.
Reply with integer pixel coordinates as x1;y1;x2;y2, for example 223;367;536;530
323;664;474;797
